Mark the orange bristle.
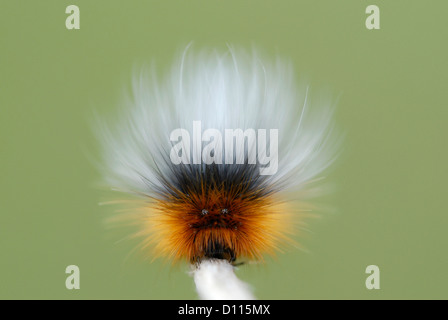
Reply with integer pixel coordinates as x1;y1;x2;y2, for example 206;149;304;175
141;187;295;264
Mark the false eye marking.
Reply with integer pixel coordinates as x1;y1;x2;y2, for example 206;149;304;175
201;209;209;216
221;208;229;215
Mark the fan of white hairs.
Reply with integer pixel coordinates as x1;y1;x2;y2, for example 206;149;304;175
97;43;340;300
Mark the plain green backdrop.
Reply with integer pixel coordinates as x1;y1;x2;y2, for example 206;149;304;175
1;1;447;299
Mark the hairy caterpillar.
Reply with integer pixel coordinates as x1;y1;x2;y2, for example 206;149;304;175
97;45;339;298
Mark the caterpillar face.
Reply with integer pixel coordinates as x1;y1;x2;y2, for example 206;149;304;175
145;163;292;263
99;47;338;265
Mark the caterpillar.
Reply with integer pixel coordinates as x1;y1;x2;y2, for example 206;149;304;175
97;45;340;298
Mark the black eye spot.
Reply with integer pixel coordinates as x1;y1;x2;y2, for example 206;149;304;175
221;208;229;215
201;209;209;216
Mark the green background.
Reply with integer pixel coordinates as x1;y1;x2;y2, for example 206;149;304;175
1;1;447;299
